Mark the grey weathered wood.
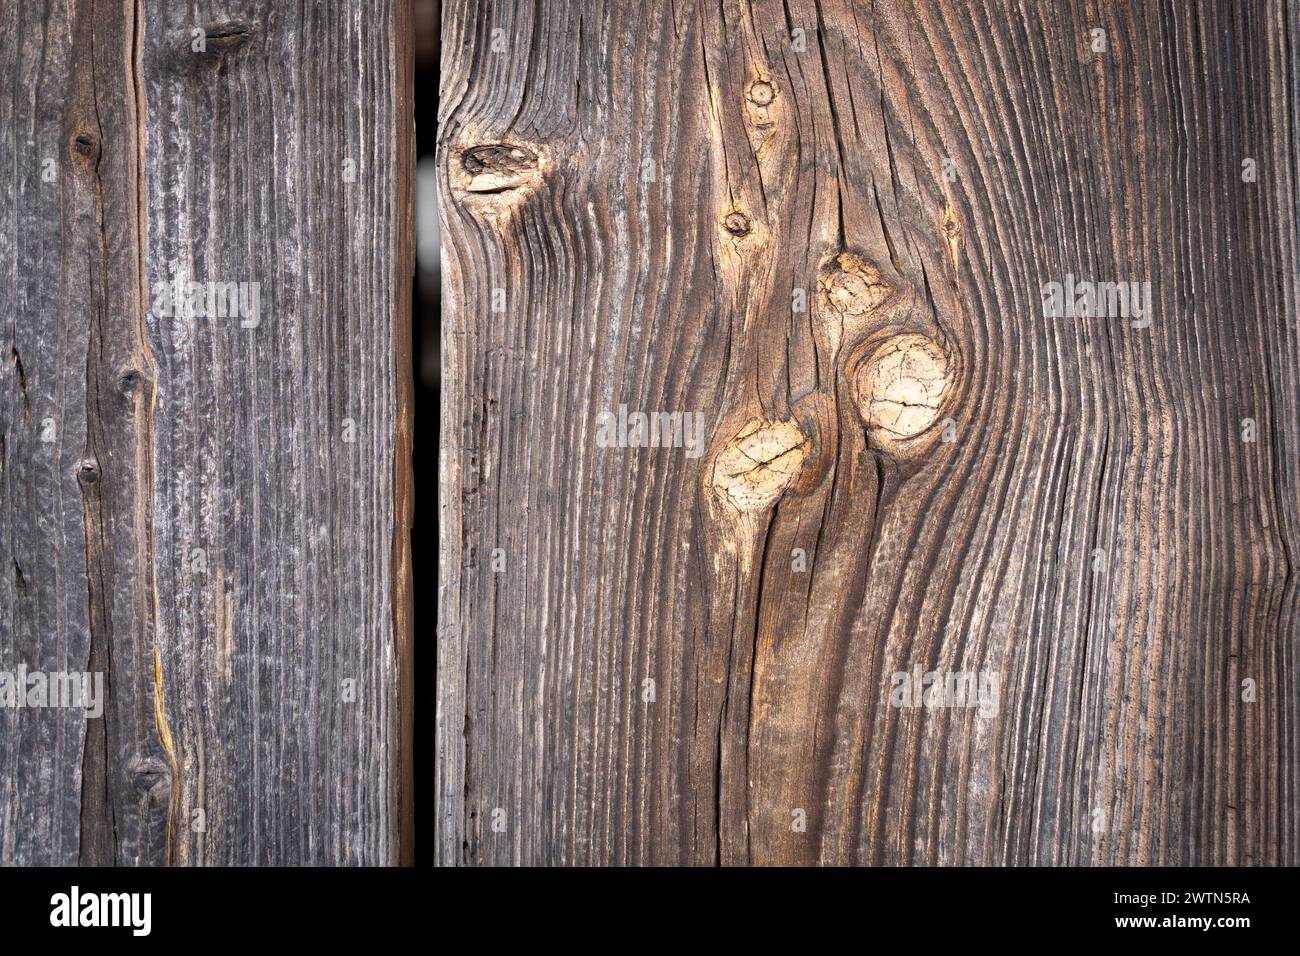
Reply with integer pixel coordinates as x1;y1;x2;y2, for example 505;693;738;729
1;0;413;865
438;0;1300;865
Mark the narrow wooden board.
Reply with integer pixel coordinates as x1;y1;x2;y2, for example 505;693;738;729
1;0;412;866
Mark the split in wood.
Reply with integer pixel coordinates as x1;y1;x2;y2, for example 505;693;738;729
197;19;256;53
10;347;28;408
855;334;951;457
712;418;810;513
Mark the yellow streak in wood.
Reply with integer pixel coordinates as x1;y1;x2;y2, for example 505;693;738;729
149;374;181;862
941;204;962;271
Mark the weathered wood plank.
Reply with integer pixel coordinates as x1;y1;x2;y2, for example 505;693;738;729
1;0;412;865
438;0;1299;865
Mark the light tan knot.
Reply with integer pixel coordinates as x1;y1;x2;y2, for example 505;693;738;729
820;253;891;316
712;418;810;512
855;334;951;454
747;79;776;107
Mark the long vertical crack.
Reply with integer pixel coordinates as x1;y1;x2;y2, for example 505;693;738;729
130;0;179;865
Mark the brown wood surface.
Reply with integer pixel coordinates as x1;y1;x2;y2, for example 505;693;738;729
438;0;1300;865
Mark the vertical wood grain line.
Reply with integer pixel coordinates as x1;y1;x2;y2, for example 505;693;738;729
393;0;417;867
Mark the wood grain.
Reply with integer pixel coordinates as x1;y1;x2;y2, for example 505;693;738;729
437;0;1300;865
1;0;413;865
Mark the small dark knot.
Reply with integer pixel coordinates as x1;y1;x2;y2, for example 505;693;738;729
72;134;98;157
117;368;145;395
130;756;173;795
76;458;101;485
724;212;752;237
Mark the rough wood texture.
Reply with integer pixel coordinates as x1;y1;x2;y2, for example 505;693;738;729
1;0;413;865
438;0;1300;865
